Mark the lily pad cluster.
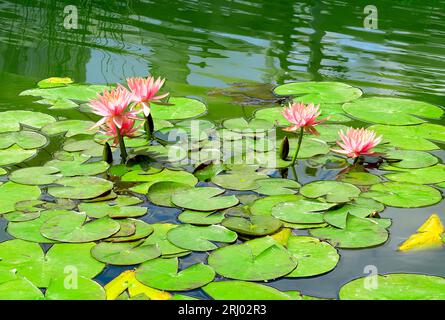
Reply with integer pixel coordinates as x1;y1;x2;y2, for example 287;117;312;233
0;79;444;300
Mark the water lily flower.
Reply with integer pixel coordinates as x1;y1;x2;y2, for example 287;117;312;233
99;117;141;162
281;102;328;165
282;102;327;135
332;127;383;160
89;85;137;129
127;76;169;117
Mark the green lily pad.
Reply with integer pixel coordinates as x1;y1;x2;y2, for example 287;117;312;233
382;150;438;169
0;277;44;300
222;118;274;134
0;239;104;288
222;216;282;236
0;182;41;214
136;258;215;291
37;77;73;88
339;273;445;300
40;212;120;242
20;83;110;102
250;194;303;216
272;200;337;224
3;200;45;222
384;164;445;185
208;236;297;281
274;82;362;104
287;137;330;159
314;124;349;143
254;178;300;195
203;281;293;300
78;195;147;218
150;97;207;120
323;197;385;229
177;210;225;225
42;120;97;137
211;171;268;191
142;223;190;256
48;176;113;199
342;97;443;125
310;215;389;249
7;209;74;243
167;224;237;251
91;240;161;265
0;145;37;166
300;181;361;203
147;181;192;207
0;110;56;133
286;236;339;277
0;131;47;150
122;168;198;194
369;123;445;150
103;219;153;242
363;182;442;208
338;172;382;186
45;276;106;300
63;139;106;157
9;166;62;185
171;187;239;211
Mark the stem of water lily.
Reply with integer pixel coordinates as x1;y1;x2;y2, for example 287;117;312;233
291;127;304;166
116;128;127;163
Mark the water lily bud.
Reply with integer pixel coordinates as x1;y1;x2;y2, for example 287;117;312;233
279;136;289;160
103;142;113;164
145;113;155;138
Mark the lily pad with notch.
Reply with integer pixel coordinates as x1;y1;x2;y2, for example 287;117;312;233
221;215;282;236
171;187;239;211
300;181;361;203
91;240;161;265
272;200;337;224
78;195;147;218
48;176;113;200
177;210;225;225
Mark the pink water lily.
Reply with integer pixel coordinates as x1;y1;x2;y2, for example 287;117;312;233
332;127;383;159
88;85;137;129
99;117;140;147
282;102;328;135
127;76;169;116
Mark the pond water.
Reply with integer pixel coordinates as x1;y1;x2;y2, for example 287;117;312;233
0;0;444;299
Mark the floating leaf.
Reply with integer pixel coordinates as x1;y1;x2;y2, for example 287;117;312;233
21;84;110;102
78;195;146;218
203;281;293;300
272;200;336;224
37;77;73;88
342;97;443;125
274;82;362;104
42;120;97;137
310;215;389;249
211;171;268;191
0;182;41;214
222;215;282;236
40;212;120;243
254;178;300;195
286;236;339;277
0;145;37;166
382;150;438;169
3;200;44;222
384;164;445;185
339;274;445;300
222;118;273;134
45;276;106;300
0;240;104;288
0;131;47;149
147;181;192;207
136;258;215;291
9;166;62;185
122;168;198;194
143;223;190;257
171;187;239;211
177;210;225;225
91;240;161;265
363;182;442;208
63;139;106;157
288;137;330;159
0;277;44;300
323;197;384;229
167;224;237;251
0;110;56;133
104;219;153;242
338;172;382;186
300;181;361;203
150;97;207;120
398;214;444;251
250;194;303;216
369;123;445;151
208;236;297;281
48;176;113;199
